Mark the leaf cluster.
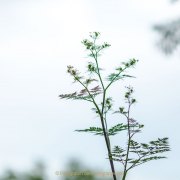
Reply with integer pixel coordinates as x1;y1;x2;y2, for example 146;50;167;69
82;32;110;57
59;85;102;102
60;32;170;180
75;123;128;136
112;138;170;170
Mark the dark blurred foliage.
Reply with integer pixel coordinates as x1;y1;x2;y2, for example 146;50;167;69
63;159;113;180
0;162;46;180
154;19;180;54
63;159;95;180
154;0;180;55
0;160;114;180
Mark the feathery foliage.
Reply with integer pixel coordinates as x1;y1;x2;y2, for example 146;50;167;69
59;32;170;180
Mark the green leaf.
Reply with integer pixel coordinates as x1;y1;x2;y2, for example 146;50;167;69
107;59;138;83
87;62;97;73
108;123;128;136
75;127;104;136
107;73;123;82
140;156;166;163
59;90;101;102
122;74;136;78
112;146;126;154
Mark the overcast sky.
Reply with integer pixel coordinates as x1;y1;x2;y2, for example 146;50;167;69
0;0;180;180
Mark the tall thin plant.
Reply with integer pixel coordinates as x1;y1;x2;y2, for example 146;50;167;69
59;32;170;180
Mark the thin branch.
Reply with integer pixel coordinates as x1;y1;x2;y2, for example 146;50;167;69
122;97;132;178
105;67;128;91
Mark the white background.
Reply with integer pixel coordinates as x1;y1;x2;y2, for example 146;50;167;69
0;0;180;179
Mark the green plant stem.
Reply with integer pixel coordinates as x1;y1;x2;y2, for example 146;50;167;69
122;171;127;180
75;77;117;180
122;101;132;180
105;66;127;91
127;152;151;171
93;51;117;180
93;50;108;133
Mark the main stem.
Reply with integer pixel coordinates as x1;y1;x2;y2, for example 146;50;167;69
122;102;131;180
122;171;127;180
76;77;117;180
100;114;117;180
93;50;117;180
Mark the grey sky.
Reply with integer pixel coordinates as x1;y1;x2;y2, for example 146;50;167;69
0;0;180;179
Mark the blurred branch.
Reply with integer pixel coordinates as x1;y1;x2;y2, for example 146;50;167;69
154;19;180;54
154;0;180;55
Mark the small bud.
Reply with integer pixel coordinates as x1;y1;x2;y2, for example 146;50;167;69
125;92;130;98
131;99;136;103
119;107;124;113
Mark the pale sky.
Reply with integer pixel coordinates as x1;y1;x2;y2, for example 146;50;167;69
0;0;180;180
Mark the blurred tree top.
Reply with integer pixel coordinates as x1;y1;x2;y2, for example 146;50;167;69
154;0;180;54
0;160;113;180
154;19;180;54
0;162;46;180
